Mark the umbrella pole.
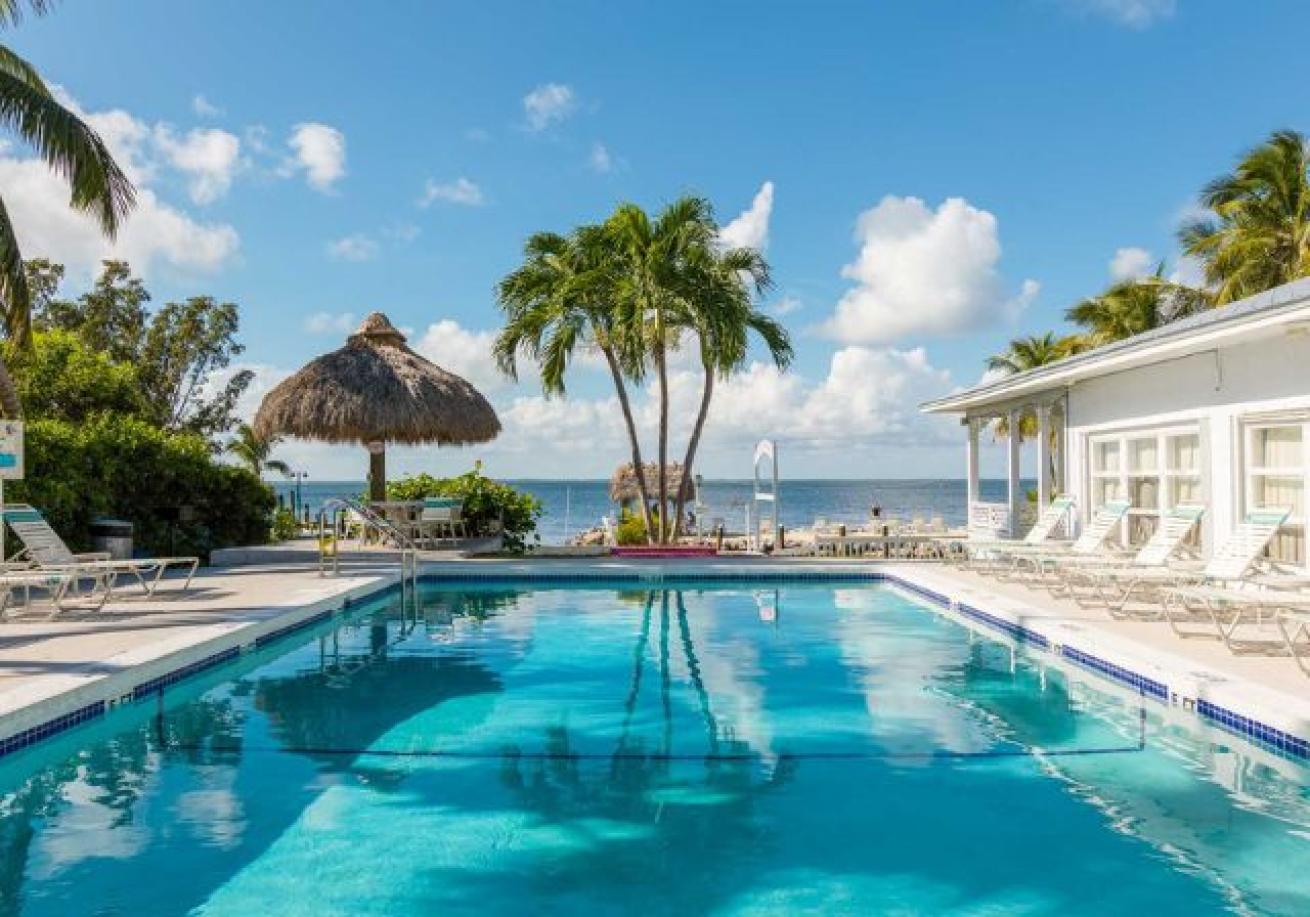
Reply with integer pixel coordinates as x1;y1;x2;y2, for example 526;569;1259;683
368;443;387;502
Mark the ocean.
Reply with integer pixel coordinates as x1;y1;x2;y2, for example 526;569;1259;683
272;478;1032;544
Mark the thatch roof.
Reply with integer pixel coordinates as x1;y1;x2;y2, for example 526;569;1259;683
609;462;694;504
253;312;501;446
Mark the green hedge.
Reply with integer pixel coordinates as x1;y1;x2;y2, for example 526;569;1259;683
9;415;275;560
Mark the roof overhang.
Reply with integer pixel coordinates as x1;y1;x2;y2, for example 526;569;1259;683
921;280;1310;417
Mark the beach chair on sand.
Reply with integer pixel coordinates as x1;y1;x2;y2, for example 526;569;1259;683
998;499;1132;583
1084;507;1292;621
3;505;199;597
957;495;1075;570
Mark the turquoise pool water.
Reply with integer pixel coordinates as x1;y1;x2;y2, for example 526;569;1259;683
2;581;1308;915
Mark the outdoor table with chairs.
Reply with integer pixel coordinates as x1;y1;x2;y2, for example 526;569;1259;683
362;499;470;548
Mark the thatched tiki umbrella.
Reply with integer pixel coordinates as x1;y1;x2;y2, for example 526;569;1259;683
254;312;501;501
610;462;693;515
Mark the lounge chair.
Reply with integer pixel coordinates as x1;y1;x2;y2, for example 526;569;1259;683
1060;503;1206;606
0;569;114;617
992;499;1132;583
1159;573;1310;660
1087;507;1292;621
3;504;199;597
957;494;1075;570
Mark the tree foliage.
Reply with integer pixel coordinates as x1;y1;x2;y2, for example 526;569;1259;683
386;466;543;554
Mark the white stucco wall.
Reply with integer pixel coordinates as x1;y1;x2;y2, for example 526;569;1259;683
1064;328;1310;554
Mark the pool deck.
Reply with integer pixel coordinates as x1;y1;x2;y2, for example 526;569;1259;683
0;556;1307;764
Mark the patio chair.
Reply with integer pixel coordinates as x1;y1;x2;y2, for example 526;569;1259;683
1060;503;1206;606
418;498;467;547
956;495;1075;569
988;499;1130;581
3;504;199;597
0;569;113;618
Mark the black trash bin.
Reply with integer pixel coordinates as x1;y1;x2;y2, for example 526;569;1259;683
90;518;133;560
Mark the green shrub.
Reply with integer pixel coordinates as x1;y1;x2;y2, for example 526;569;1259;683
386;465;542;553
9;415;275;560
614;510;648;546
270;507;299;542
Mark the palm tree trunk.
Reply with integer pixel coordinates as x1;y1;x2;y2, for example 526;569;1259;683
672;360;713;540
0;354;22;419
602;345;654;544
656;335;669;543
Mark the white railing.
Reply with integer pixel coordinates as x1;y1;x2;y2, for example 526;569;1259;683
968;501;1040;538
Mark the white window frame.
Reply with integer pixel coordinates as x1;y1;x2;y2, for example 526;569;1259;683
1088;424;1204;545
1241;416;1308;571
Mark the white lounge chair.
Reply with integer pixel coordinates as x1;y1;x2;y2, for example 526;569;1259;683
1081;507;1292;621
1061;503;1206;606
957;495;1075;570
994;499;1132;583
3;504;199;597
0;570;111;617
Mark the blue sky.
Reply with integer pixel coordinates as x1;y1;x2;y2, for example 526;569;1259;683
6;0;1308;479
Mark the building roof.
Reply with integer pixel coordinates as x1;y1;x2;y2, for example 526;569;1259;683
921;276;1310;415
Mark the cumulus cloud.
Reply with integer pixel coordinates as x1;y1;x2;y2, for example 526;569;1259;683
192;94;222;118
303;311;357;334
1109;245;1153;281
1066;0;1176;28
820;195;1038;344
325;234;378;262
523;83;576;131
771;296;802;317
286;122;346;192
154;127;242;204
412;319;507;391
718;181;774;252
418;177;484;207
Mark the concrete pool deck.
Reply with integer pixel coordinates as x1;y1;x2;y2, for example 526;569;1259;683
0;556;1307;764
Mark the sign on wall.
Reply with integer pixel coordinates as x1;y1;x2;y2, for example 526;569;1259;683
0;421;23;480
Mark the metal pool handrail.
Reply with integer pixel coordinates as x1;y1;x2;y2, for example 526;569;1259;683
316;497;418;592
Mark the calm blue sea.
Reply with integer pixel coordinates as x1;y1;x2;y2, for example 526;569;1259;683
273;478;1032;544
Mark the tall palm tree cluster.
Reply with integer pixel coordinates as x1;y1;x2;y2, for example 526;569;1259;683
0;0;136;418
990;129;1310;380
495;196;793;544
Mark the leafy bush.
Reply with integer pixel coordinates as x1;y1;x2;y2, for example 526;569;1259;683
270;507;299;542
386;465;542;553
2;330;145;422
615;510;649;546
10;415;275;560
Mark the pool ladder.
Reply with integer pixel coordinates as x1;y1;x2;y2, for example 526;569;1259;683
316;498;419;595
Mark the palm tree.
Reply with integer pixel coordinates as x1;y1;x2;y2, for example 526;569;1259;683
605;197;719;542
0;0;136;417
985;333;1084;443
226;422;290;478
495;226;658;542
669;243;791;538
1066;270;1211;346
1180;129;1310;304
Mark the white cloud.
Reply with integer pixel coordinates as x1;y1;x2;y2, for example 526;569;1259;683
154;127;242;204
412;319;506;392
1066;0;1176;28
523;83;576;131
820;195;1038;343
1109;245;1153;281
1169;254;1207;288
192;94;223;118
770;296;802;317
303;312;357;334
719;181;774;252
418;177;484;208
588;142;614;174
325;234;378;262
286;122;346;192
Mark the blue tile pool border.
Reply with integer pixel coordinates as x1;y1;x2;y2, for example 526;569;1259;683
1;567;1306;763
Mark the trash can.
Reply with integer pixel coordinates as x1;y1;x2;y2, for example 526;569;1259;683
90;518;133;560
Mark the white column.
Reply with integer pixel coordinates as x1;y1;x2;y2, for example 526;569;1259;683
1036;403;1052;509
1007;408;1022;537
965;417;980;513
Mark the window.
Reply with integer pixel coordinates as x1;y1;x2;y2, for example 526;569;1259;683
1244;421;1307;567
1090;426;1204;546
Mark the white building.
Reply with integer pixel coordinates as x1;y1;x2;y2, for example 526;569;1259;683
921;277;1310;570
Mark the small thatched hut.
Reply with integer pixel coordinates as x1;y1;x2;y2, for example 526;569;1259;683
609;462;694;511
254;313;501;500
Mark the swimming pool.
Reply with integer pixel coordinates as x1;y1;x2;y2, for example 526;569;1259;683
1;580;1307;915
